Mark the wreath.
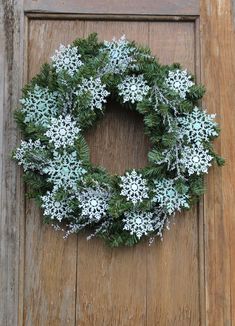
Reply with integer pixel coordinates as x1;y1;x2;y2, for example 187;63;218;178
13;33;223;247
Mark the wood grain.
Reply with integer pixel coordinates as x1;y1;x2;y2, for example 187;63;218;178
201;0;235;324
0;1;25;325
23;20;85;326
1;0;235;323
76;21;149;326
23;0;199;16
147;22;200;326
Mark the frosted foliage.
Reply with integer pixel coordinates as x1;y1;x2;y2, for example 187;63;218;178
120;170;149;205
165;69;194;99
118;75;150;104
14;139;45;171
45;115;80;149
77;187;111;221
152;208;169;239
43;151;86;190
20;85;58;127
51;44;83;76
153;179;189;214
76;77;110;110
178;106;218;144
181;144;213;175
41;189;73;222
102;35;135;74
123;210;154;239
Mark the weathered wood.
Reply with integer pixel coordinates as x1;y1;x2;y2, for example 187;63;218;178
77;21;149;326
200;0;235;324
147;21;200;326
0;1;24;325
1;0;235;323
23;0;199;16
23;20;85;326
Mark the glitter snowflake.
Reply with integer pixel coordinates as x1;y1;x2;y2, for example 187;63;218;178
20;85;58;127
180;144;213;175
123;210;154;239
152;179;189;214
14;139;46;171
165;69;194;99
41;189;73;222
101;35;136;74
120;169;149;204
45;115;80;149
43;151;86;190
76;77;110;110
51;44;83;76
77;187;111;221
178;106;218;144
118;75;150;104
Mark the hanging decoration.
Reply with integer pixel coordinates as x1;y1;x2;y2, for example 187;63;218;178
13;33;223;247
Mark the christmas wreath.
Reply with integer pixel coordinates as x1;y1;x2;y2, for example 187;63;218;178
13;33;223;247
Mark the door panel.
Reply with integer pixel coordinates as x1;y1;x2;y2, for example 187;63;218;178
24;18;200;326
2;0;234;325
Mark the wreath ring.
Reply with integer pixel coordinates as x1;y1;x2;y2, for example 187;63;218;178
13;34;223;247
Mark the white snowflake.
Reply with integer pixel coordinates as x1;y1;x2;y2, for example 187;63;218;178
41;189;73;222
123;210;154;239
178;106;218;144
77;187;111;221
45;115;80;149
152;179;189;214
20;85;58;127
14;139;46;171
43;151;86;190
180;144;213;175
76;77;110;110
118;75;150;104
101;35;136;74
120;169;149;204
165;69;194;99
51;44;83;76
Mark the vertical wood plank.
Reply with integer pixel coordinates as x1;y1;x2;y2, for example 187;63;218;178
76;21;149;326
147;22;200;326
201;0;235;324
0;1;24;325
23;20;85;326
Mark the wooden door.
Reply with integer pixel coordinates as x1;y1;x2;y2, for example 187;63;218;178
1;1;234;325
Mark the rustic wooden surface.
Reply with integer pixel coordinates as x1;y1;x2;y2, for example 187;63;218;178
23;0;199;16
0;0;234;325
0;1;24;325
24;19;200;326
201;0;235;324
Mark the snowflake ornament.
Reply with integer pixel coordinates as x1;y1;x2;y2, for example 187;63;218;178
41;189;73;222
118;75;150;104
165;69;194;99
45;115;80;149
181;144;213;175
178;106;218;144
76;77;110;110
123;210;154;239
77;187;111;221
101;35;136;74
120;170;149;204
14;139;46;171
152;179;189;214
51;44;83;76
20;85;58;127
43;151;86;190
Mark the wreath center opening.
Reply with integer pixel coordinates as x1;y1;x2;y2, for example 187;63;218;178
85;100;151;174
